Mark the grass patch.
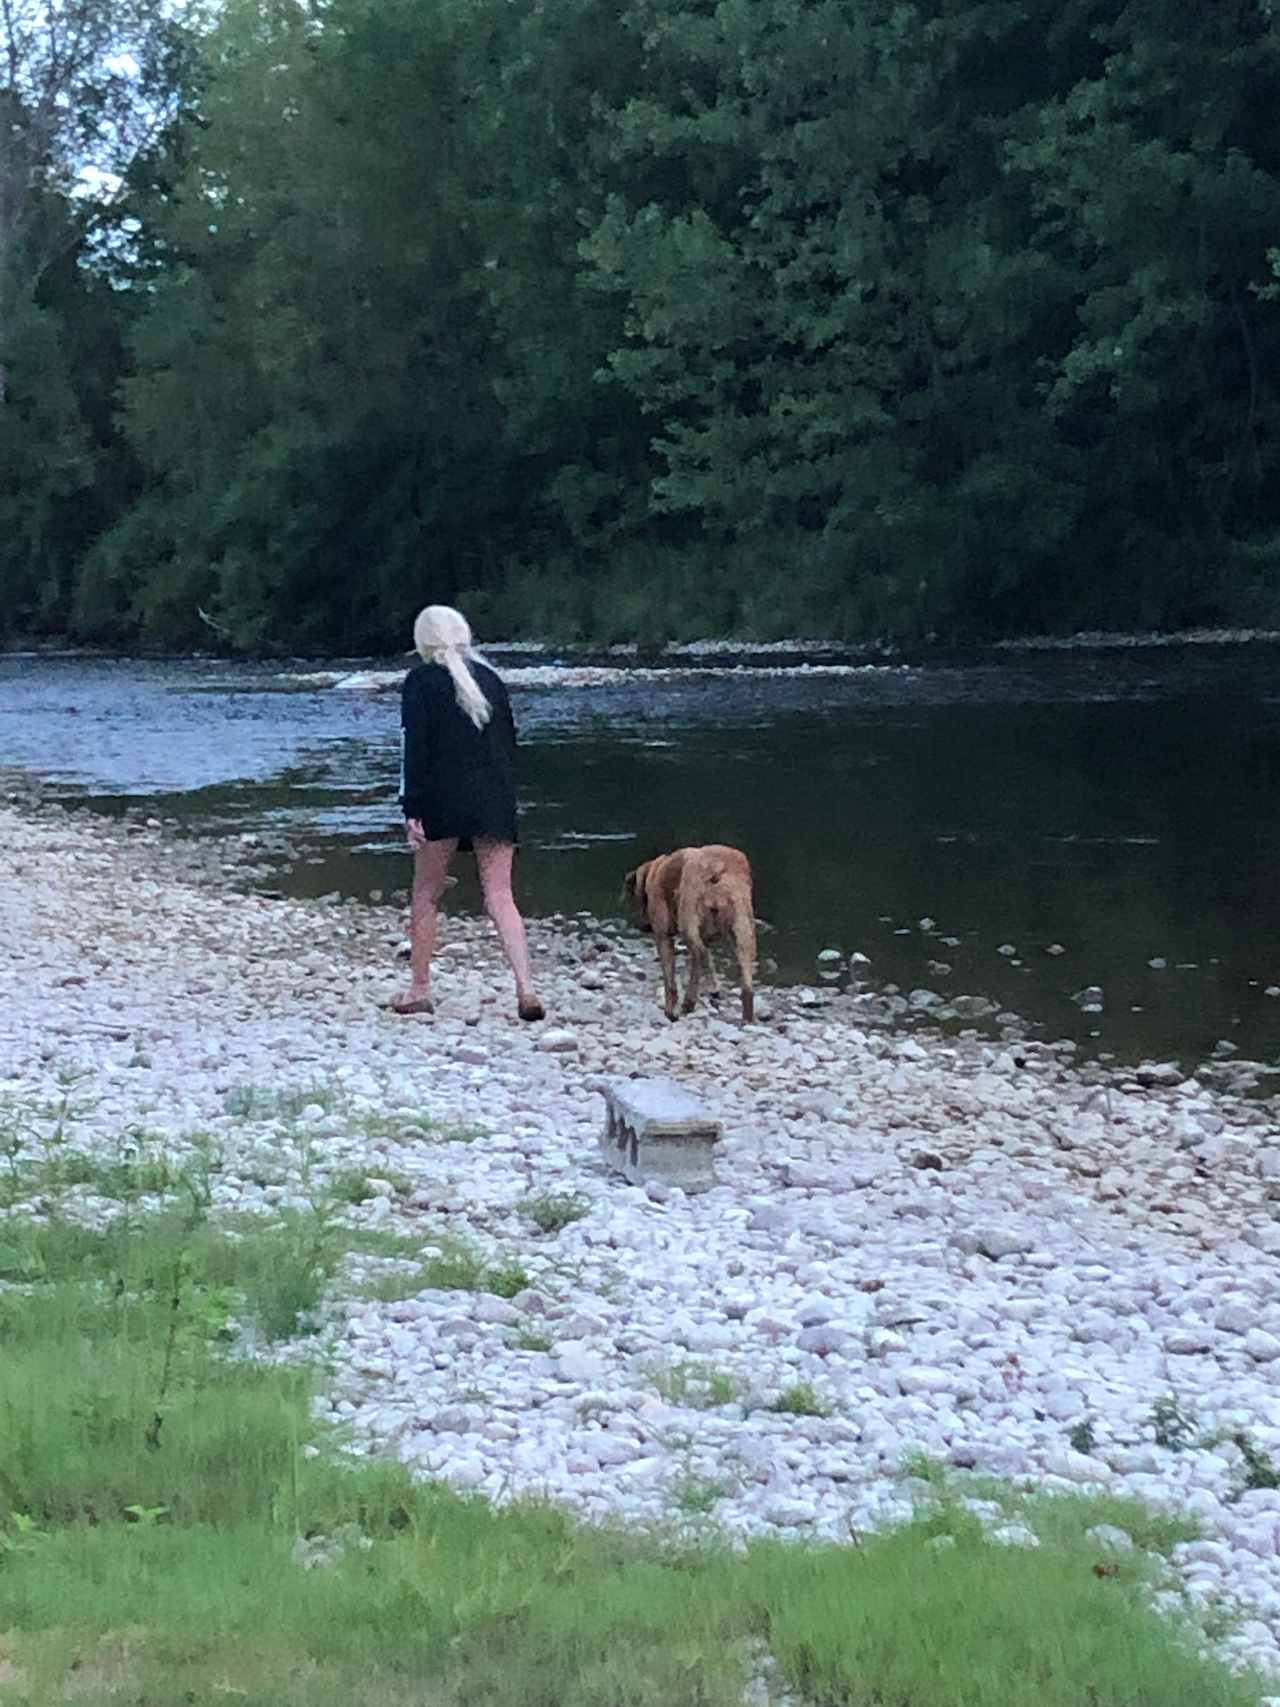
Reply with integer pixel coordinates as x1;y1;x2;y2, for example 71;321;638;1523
0;1087;193;1209
1231;1432;1280;1499
747;1503;1256;1707
359;1235;529;1306
669;1472;730;1517
328;1168;376;1205
768;1382;832;1418
0;1144;184;1207
224;1084;339;1122
511;1327;554;1353
418;1237;530;1299
0;1210;336;1345
1068;1416;1098;1455
223;1081;483;1150
1151;1392;1200;1452
521;1191;589;1235
343;1106;485;1145
899;1449;951;1487
1024;1490;1200;1558
648;1360;741;1410
0;1210;1264;1707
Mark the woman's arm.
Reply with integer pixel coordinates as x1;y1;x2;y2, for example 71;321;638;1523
492;673;517;762
399;670;432;819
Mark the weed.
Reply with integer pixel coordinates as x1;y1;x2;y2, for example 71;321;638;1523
649;1361;742;1410
670;1471;729;1517
512;1328;554;1353
37;1148;100;1190
522;1191;589;1235
91;1132;183;1201
1151;1393;1199;1452
345;1227;422;1261
360;1266;433;1304
899;1450;950;1487
768;1383;832;1419
224;1083;337;1122
1201;1590;1248;1644
328;1168;374;1205
360;1236;529;1305
1230;1433;1280;1500
1027;1491;1199;1558
1069;1416;1098;1455
344;1105;483;1145
419;1237;530;1299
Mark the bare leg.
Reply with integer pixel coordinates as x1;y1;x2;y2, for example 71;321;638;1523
474;838;543;1019
395;838;456;1010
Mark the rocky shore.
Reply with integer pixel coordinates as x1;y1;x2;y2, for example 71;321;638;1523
279;659;911;692
2;790;1280;1686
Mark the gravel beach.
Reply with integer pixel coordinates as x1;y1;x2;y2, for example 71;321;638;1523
3;791;1280;1685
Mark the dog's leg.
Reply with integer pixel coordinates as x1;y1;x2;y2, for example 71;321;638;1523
657;933;679;1021
681;937;708;1016
733;911;757;1023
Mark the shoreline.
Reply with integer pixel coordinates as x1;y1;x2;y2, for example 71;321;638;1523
7;623;1280;671
3;795;1280;1681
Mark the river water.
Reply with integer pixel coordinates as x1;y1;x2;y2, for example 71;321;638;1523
2;646;1278;1069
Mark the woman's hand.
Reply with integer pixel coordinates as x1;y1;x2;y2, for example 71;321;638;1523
406;818;427;850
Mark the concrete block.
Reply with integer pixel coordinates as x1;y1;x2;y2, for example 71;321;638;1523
600;1078;721;1191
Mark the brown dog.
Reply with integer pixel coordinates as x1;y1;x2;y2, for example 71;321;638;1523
623;845;756;1022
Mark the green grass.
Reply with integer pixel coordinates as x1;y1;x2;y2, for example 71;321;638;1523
669;1472;729;1517
359;1235;530;1306
1232;1433;1280;1499
521;1191;590;1235
768;1382;832;1418
1068;1416;1098;1455
0;1210;334;1344
342;1107;485;1145
223;1083;340;1122
0;1091;199;1210
0;1145;183;1207
328;1168;377;1205
0;1211;1267;1707
899;1449;951;1487
511;1327;554;1353
648;1361;742;1410
1151;1392;1200;1452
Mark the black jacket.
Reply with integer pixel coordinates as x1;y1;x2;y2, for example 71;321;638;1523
399;660;519;848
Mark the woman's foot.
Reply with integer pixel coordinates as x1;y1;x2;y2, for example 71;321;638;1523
390;990;435;1015
517;995;546;1023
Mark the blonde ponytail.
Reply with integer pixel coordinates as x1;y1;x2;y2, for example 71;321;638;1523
412;605;492;730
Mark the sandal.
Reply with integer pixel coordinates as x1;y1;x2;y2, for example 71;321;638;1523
517;997;546;1023
389;994;435;1016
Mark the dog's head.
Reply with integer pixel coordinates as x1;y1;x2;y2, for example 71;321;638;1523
622;860;654;933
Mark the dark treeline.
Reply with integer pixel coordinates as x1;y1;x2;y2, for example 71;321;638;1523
3;0;1280;653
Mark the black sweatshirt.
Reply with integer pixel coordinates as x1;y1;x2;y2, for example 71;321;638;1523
398;659;519;848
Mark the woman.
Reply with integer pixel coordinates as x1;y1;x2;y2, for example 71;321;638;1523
392;605;544;1021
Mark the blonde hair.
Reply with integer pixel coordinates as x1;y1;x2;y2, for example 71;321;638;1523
412;605;492;730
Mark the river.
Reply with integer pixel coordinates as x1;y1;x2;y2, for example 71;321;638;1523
2;644;1278;1070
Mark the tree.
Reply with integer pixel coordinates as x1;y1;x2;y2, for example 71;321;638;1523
0;0;200;638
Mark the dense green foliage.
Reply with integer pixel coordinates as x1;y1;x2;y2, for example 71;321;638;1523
4;0;1280;650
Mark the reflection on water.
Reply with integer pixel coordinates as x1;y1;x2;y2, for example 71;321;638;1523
2;649;1279;1067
